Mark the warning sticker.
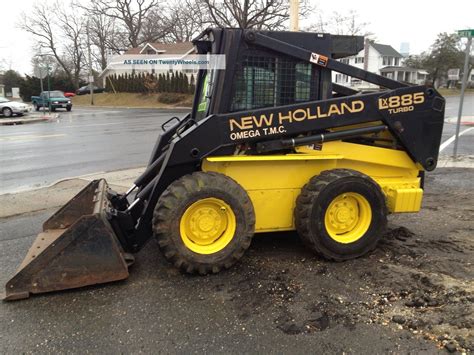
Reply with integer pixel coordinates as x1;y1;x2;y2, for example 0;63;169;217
309;53;329;67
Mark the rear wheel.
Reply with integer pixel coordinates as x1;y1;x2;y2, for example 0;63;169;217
153;172;255;274
34;103;40;111
295;169;387;261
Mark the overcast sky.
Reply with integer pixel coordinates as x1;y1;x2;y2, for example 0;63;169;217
1;0;472;75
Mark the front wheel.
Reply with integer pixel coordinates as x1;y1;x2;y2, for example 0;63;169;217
2;107;13;117
295;169;387;261
66;106;72;112
153;172;255;274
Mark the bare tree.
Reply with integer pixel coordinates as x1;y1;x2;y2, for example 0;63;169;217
140;6;171;43
20;2;76;85
195;0;312;30
163;1;204;42
57;6;86;87
307;10;371;36
85;7;118;70
80;0;162;48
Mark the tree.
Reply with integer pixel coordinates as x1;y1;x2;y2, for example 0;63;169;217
57;6;87;88
164;1;203;42
80;0;163;49
20;1;87;89
195;0;312;30
423;33;464;87
306;9;371;36
1;70;24;95
86;5;118;71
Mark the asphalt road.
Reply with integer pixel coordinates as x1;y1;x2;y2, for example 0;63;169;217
440;94;474;155
0;107;188;194
0;94;473;194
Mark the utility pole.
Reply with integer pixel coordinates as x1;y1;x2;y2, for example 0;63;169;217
47;62;51;114
289;0;299;32
87;19;94;105
453;29;473;158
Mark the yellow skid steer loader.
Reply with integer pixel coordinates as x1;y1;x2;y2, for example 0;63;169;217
4;28;445;300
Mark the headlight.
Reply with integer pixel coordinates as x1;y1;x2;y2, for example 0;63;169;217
53;101;59;104
67;100;71;104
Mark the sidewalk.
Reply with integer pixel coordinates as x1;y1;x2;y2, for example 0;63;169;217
0;113;60;125
0;167;144;218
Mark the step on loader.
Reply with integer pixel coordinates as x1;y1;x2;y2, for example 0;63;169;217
4;28;445;301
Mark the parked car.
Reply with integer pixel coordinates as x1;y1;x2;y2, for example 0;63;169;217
0;96;31;118
76;85;105;95
64;92;76;97
31;91;72;112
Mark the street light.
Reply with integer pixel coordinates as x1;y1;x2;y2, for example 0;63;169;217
453;29;473;158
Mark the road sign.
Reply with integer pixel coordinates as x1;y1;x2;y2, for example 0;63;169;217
458;29;474;37
447;68;460;80
33;65;48;79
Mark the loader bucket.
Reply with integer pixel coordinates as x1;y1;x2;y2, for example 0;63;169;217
4;179;131;301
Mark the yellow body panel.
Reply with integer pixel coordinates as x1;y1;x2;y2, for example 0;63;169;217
202;141;423;233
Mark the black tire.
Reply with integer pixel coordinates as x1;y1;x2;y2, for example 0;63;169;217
34;103;40;111
66;106;72;112
153;171;255;275
295;169;387;261
2;107;13;117
51;107;56;112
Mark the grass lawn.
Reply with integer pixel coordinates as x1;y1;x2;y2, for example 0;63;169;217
437;88;474;96
72;92;193;108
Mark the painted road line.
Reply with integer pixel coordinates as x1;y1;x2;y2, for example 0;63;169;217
439;127;474;152
0;134;67;142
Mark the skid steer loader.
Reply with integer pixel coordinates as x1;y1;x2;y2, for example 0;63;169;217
4;28;445;301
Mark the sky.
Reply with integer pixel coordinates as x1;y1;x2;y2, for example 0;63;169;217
1;0;473;75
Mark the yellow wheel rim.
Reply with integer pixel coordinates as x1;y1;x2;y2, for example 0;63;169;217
324;192;372;244
180;198;236;254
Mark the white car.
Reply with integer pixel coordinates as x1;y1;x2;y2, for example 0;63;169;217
0;97;31;118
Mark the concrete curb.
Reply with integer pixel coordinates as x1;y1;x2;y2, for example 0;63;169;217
72;105;191;110
0;113;60;125
445;116;474;125
437;155;474;168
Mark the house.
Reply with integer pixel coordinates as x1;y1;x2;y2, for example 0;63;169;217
333;39;428;89
100;42;196;87
379;66;428;85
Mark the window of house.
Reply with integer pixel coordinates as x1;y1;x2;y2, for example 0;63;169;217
355;57;364;64
340;58;350;64
394;57;400;66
